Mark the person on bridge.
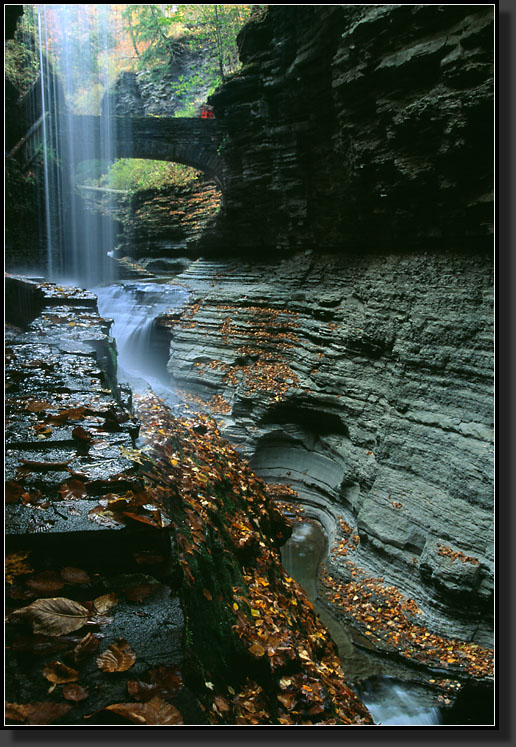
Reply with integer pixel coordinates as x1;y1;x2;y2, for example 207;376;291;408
200;105;215;119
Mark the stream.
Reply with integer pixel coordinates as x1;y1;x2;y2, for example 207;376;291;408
95;279;443;726
281;521;442;726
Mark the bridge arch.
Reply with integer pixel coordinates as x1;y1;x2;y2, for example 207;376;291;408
61;115;225;188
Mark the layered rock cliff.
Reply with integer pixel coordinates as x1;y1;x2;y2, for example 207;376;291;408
163;248;493;651
205;5;493;255
155;4;494;670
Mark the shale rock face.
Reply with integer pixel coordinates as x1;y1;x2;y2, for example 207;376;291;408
205;5;494;255
116;181;221;266
164;249;493;647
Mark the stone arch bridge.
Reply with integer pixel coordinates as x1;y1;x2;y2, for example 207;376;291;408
60;115;226;187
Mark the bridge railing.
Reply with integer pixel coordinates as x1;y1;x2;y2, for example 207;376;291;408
6;113;47;171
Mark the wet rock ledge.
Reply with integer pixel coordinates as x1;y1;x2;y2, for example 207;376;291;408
5;275;372;726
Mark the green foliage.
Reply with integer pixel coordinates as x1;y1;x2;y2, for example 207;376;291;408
4;11;40;96
102;158;201;193
121;4;181;70
122;5;255;88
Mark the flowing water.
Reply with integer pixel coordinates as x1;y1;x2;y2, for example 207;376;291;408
281;521;442;726
33;5;118;286
95;280;188;406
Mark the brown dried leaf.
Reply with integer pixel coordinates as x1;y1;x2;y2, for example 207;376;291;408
5;701;72;724
47;406;87;423
5;551;33;584
6;481;24;504
88;505;125;528
26;571;65;594
7;597;89;636
42;660;79;685
73;632;100;662
93;592;118;614
122;510;166;529
26;400;52;412
127;666;183;702
249;642;266;658
57;479;88;500
277;692;297;710
124;583;159;603
60;566;91;585
96;638;136;673
105;697;183;725
62;684;89;702
214;695;229;712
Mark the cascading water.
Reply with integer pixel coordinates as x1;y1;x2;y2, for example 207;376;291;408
95;280;188;404
281;521;442;726
33;4;118;287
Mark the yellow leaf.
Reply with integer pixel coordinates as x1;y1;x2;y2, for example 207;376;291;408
249;642;265;658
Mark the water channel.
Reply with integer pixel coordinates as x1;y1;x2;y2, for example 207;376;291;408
281;521;442;726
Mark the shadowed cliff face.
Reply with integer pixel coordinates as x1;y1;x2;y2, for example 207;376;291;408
204;5;493;256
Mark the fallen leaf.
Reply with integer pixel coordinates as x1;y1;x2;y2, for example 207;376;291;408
214;695;229;712
5;701;72;724
26;571;65;594
7;597;89;636
60;567;91;585
93;592;118;614
249;642;266;658
277;693;297;710
88;505;125;528
6;481;25;504
5;551;33;584
105;696;183;725
73;632;100;662
128;666;183;702
57;480;88;501
62;684;89;702
96;638;136;672
124;583;159;603
42;660;79;685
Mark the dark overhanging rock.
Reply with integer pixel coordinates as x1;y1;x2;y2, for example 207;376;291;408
202;5;494;258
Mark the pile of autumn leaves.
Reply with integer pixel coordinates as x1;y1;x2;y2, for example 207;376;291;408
5;390;372;725
133;393;372;725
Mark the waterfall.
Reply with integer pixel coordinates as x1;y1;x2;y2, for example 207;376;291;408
33;4;118;287
95;281;188;401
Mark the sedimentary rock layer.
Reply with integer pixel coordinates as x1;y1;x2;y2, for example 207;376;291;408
164;249;493;646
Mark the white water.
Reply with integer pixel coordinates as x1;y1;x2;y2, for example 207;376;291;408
95;280;188;403
34;4;118;286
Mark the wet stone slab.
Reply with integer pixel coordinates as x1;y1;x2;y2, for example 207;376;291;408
5;277;195;725
5;278;148;548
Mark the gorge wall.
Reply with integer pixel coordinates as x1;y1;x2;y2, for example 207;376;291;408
205;4;493;255
160;4;494;658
